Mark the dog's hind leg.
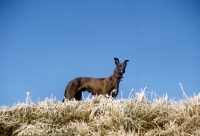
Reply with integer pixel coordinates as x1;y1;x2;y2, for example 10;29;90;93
64;80;78;100
75;91;82;101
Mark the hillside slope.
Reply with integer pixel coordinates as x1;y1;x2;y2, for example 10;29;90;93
0;91;200;135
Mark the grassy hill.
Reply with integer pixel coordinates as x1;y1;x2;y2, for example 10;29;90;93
0;91;200;136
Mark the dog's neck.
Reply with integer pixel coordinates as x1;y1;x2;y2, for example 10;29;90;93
113;70;122;80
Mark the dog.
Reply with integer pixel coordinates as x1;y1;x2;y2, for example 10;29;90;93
63;58;129;101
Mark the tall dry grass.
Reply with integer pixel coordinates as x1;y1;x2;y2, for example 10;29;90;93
0;89;200;136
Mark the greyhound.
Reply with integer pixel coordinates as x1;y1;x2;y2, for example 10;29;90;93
63;58;129;101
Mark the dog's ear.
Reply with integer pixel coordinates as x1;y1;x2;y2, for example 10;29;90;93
124;60;129;64
114;58;119;64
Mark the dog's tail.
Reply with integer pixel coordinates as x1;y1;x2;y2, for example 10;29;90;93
62;89;67;102
62;97;65;102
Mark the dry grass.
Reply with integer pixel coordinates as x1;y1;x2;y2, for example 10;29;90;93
1;90;200;136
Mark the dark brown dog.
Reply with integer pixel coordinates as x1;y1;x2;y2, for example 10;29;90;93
63;58;129;101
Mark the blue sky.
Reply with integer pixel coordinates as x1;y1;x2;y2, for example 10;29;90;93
0;0;200;106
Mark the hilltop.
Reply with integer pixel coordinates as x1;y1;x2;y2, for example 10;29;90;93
0;91;200;135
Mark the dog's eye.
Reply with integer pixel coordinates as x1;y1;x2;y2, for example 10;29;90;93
119;64;122;67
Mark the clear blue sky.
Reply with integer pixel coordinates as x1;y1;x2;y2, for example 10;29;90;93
0;0;200;106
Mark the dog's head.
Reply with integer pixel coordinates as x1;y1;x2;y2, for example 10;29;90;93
114;58;129;75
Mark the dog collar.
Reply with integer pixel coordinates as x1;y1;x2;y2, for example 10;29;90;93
113;71;122;79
